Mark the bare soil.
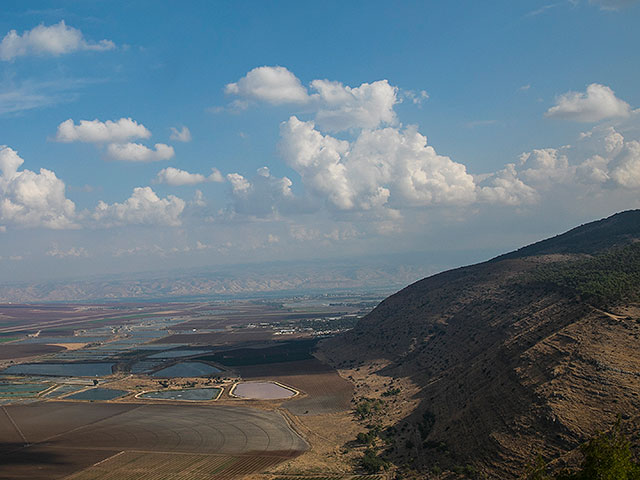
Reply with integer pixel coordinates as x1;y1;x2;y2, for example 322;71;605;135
0;344;66;360
0;401;307;479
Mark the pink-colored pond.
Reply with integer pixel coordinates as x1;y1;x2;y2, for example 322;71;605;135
233;382;296;400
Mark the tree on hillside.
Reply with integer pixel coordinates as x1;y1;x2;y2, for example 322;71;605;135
527;417;640;480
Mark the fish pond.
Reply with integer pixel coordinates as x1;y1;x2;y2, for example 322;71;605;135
0;383;50;398
138;387;222;401
66;388;128;401
130;359;165;374
232;382;296;400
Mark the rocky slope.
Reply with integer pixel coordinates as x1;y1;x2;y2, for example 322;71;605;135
322;210;640;478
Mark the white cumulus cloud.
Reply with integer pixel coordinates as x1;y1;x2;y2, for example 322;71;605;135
106;142;174;162
169;126;192;142
609;140;640;188
545;83;632;122
0;146;77;229
477;164;538;205
156;167;206;185
223;69;640;224
577;155;611;183
518;148;571;184
279;116;476;211
573;126;640;188
226;167;298;217
226;173;251;194
208;168;224;183
479;124;640;202
0;20;115;61
55;118;151;143
225;66;399;132
93;187;185;227
225;66;309;104
156;167;224;186
311;79;398;132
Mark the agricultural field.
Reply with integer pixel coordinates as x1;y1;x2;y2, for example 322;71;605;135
0;402;307;479
0;295;380;479
0;344;65;360
0;303;185;336
196;339;319;366
65;452;289;480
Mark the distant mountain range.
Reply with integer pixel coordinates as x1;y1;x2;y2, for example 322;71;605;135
0;259;440;303
322;209;640;478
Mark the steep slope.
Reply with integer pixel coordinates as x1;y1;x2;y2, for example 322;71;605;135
321;210;640;478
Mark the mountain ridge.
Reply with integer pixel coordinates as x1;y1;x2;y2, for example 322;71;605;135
493;209;640;260
321;209;640;478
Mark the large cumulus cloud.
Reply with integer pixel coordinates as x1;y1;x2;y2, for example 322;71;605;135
225;66;398;132
92;187;185;227
55;117;175;162
545;83;631;122
279;116;477;212
0;146;77;229
55;118;151;143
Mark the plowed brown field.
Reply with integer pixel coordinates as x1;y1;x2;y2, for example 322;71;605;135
0;402;306;480
0;344;66;360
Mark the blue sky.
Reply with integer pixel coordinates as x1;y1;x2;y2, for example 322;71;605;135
1;0;639;282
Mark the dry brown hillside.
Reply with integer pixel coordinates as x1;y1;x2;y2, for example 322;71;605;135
321;210;640;478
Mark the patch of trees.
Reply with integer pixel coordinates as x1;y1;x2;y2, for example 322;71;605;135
382;387;401;397
527;418;640;479
531;242;640;306
351;397;392;474
355;398;385;419
361;447;390;473
356;429;378;446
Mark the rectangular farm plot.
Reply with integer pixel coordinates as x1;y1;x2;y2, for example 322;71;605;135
197;339;318;367
2;362;114;377
147;349;213;359
65;452;284;480
0;344;66;360
150;361;221;377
